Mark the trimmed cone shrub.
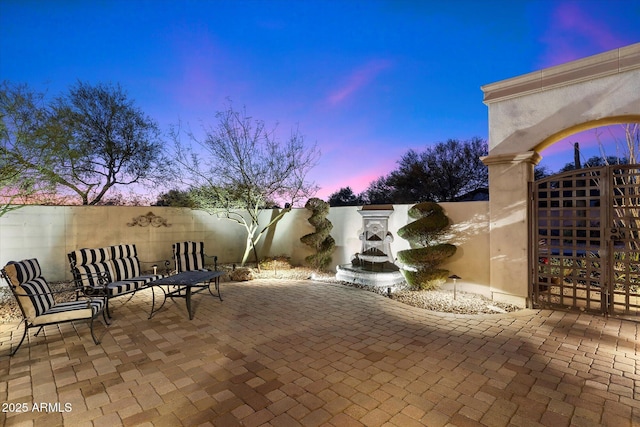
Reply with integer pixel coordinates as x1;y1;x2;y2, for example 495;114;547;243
300;198;336;270
397;202;456;290
400;268;451;289
396;244;457;269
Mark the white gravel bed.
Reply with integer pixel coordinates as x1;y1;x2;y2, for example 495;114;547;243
330;280;522;315
392;289;521;314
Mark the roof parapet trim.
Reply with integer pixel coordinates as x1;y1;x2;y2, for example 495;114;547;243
481;43;640;104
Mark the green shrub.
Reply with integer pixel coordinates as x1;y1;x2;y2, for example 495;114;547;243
396;244;457;268
300;198;336;270
259;256;293;271
397;202;449;247
398;202;456;290
401;268;451;290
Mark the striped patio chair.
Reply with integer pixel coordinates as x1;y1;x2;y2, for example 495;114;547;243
171;241;222;301
172;241;218;273
1;259;107;356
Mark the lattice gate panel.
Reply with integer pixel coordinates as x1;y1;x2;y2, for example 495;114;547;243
531;167;606;313
608;165;640;316
531;165;640;318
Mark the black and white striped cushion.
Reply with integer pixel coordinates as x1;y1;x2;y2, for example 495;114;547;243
74;262;114;287
11;258;42;285
45;299;105;316
70;247;112;266
111;244;137;260
111;257;141;281
106;279;148;296
20;277;55;316
70;247;115;287
173;241;205;272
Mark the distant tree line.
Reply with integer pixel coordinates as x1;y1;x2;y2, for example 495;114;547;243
534;155;632;181
328;137;489;206
329;129;638;207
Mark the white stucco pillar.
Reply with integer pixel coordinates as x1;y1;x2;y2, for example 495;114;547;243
481;151;541;306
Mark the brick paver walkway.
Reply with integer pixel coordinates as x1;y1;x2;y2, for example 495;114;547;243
1;280;638;426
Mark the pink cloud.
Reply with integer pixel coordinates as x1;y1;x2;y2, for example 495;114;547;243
538;2;627;68
326;59;392;106
163;28;232;112
176;57;218;107
554;3;622;48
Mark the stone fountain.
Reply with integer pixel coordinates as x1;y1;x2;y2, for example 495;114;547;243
335;205;405;290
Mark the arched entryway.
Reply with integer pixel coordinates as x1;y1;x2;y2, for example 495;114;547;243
480;43;640;307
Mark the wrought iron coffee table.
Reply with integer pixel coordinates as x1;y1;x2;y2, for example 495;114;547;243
149;270;224;320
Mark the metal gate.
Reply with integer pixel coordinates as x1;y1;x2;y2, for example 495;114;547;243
530;165;640;318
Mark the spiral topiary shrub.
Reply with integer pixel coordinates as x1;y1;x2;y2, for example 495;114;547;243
397;202;456;290
300;198;336;270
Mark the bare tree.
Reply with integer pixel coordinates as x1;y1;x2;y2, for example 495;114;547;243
420;137;488;202
598;123;638;165
173;103;320;267
598;124;639;253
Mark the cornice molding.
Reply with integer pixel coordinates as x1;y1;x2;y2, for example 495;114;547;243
481;43;640;104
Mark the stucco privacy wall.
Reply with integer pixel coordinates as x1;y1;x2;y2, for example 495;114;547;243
0;203;490;293
481;43;640;306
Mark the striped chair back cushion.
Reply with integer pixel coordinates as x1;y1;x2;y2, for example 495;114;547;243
111;244;137;259
70;247;115;287
2;259;54;319
110;244;140;281
173;241;205;272
111;257;141;281
74;262;114;287
70;246;113;266
3;258;42;286
20;277;55;317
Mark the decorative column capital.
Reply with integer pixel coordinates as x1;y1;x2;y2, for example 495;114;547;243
481;151;542;166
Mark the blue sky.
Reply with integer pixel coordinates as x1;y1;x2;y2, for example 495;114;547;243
1;0;639;200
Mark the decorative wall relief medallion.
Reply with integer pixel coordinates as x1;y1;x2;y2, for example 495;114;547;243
127;212;171;228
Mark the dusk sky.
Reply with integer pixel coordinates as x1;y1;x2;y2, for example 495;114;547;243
2;0;639;200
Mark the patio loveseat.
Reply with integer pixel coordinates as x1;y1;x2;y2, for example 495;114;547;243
68;244;167;318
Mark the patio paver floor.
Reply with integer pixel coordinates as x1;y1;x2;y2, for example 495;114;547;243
1;279;638;426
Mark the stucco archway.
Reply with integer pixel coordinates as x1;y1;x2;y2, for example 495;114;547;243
480;43;640;306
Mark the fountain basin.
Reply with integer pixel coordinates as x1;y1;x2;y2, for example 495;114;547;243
358;254;390;263
336;264;405;289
